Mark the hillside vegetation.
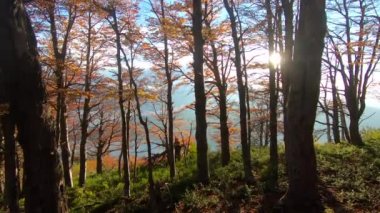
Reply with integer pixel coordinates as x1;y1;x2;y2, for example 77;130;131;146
67;129;380;212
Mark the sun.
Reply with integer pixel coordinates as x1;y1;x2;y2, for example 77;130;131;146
269;52;281;67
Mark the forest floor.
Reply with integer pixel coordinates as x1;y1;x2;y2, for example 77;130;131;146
0;130;380;213
66;129;380;212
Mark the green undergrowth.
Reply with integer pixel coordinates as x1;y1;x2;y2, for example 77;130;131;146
67;129;380;212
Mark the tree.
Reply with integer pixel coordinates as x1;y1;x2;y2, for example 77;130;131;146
192;0;209;184
0;0;67;211
325;0;380;146
223;0;254;183
94;0;134;198
265;0;278;189
146;0;178;179
77;1;108;186
87;102;120;174
45;0;77;188
280;0;326;211
203;0;232;166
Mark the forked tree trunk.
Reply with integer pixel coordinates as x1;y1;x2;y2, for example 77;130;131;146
47;2;75;188
204;17;230;166
281;0;326;211
0;0;67;211
192;0;209;184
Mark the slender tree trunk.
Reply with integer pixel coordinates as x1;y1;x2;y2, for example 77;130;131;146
259;121;264;147
0;1;67;211
128;65;157;210
192;0;209;184
330;69;341;143
223;0;254;184
338;94;350;142
71;135;77;168
59;99;73;187
204;18;230;166
266;0;278;189
79;9;93;187
110;8;131;198
280;0;326;211
325;111;332;142
158;0;176;180
133;109;138;181
47;2;75;188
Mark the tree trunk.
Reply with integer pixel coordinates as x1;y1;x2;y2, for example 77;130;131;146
192;0;209;184
204;17;230;166
219;91;230;165
280;0;294;150
330;73;340;144
133;110;138;181
110;8;131;198
71;135;77;168
129;66;157;210
349;116;363;146
2;116;19;212
59;100;73;187
159;0;176;180
79;9;93;187
280;0;326;211
47;1;75;188
325;111;332;142
345;88;364;145
266;0;278;189
337;94;350;142
0;127;4;195
96;145;103;174
0;1;67;211
223;0;254;184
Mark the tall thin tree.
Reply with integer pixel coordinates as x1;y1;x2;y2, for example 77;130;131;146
192;0;209;184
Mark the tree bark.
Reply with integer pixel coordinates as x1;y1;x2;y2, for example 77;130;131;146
223;0;254;184
0;0;67;211
47;2;75;188
158;0;176;180
109;8;131;198
79;7;93;187
2;116;19;212
265;0;278;189
281;0;326;211
192;0;209;184
0;126;4;195
96;144;104;174
329;68;340;144
204;17;230;166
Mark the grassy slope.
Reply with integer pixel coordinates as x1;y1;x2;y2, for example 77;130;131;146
68;129;380;212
